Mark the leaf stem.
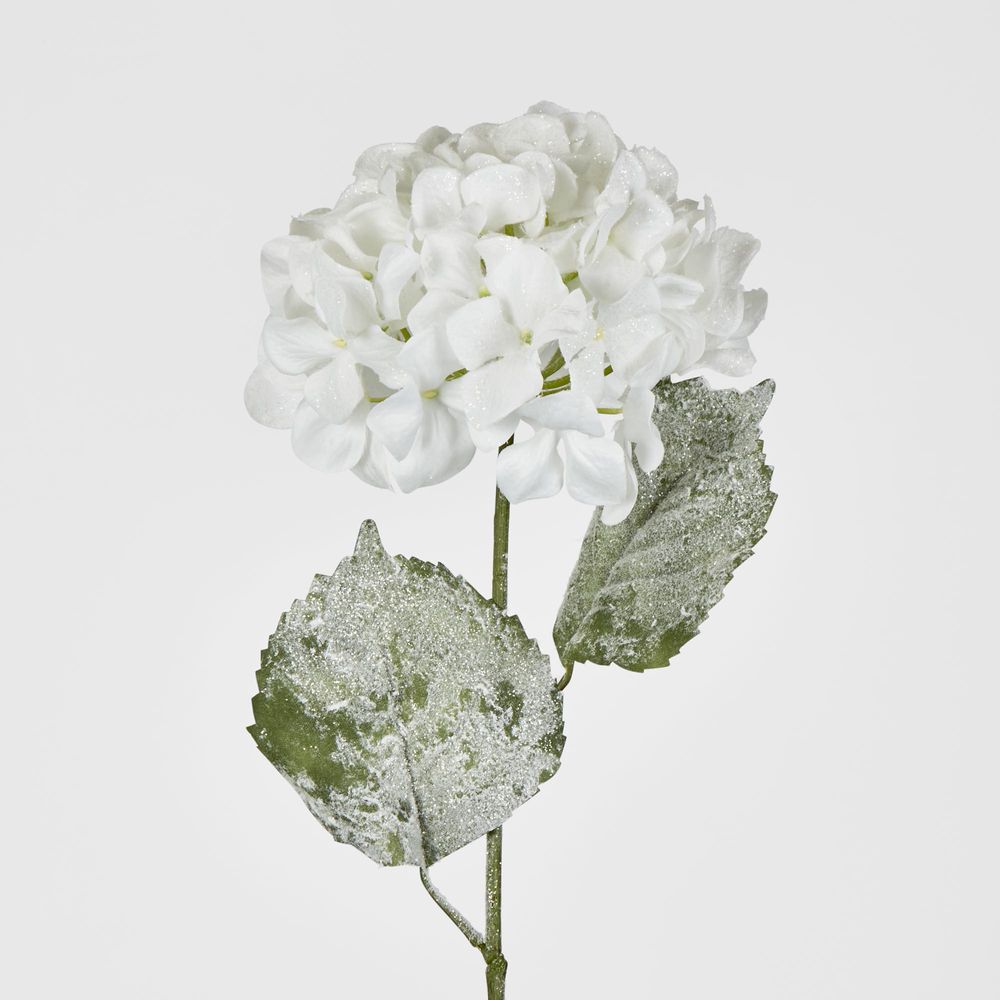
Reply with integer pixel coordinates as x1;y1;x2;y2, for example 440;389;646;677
556;662;574;691
419;868;485;950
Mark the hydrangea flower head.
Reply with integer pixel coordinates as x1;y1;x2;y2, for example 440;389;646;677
245;102;766;523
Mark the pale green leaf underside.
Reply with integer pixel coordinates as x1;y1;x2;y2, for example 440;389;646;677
553;377;776;673
249;520;564;867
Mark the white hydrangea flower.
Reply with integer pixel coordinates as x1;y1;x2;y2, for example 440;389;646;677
246;102;767;521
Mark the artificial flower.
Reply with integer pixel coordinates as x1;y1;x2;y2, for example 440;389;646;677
246;103;767;522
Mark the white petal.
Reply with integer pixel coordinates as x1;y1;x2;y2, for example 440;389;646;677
547;160;580;222
655;273;704;308
497;429;564;503
457;122;499;157
290;207;332;240
477;234;521;274
734;288;768;339
596;150;647;213
262;315;335;375
700;340;757;376
633;146;678;201
416;125;456;153
446;296;520;370
462;352;542;427
486;243;567;332
578;203;625;264
332;180;378;213
458;202;487;234
702;283;745;338
390;402;475;492
435;377;468;414
536;221;584;272
410;166;464;234
317;212;376;271
313;256;379;336
420;229;484;298
261;235;315;312
351;437;394;489
341;196;409;260
716;227;760;287
460;163;542;231
401;290;465;388
611;190;674;260
303;353;366;424
521;390;602;436
667;313;708;373
244;361;306;429
492;114;570;159
680;240;719;294
353;142;424;183
556;110;620;190
659;221;696;270
702;196;717;238
466;410;521;450
566;340;609;400
527;100;569;115
623;388;664;471
603;313;672;388
563;431;629;506
513;151;557;201
534;288;590;350
510;154;558;236
374;244;420;321
580;245;644;303
261;237;293;311
645;244;667;276
366;383;423;460
346;326;404;383
600;276;662;326
600;431;638;525
291;400;367;472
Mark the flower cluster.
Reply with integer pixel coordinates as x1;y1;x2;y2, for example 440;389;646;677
245;102;766;523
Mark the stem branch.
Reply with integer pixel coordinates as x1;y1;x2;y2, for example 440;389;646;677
420;868;484;950
556;662;574;691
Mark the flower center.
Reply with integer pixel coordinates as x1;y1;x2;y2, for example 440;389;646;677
333;337;348;348
520;330;533;345
421;388;439;400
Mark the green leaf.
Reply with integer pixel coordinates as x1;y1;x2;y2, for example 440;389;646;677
553;377;776;673
249;520;564;867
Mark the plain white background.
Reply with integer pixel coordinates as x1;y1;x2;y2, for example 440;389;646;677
3;1;998;997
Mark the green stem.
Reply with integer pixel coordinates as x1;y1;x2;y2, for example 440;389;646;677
492;462;511;610
484;828;506;998
420;868;484;950
485;439;513;999
540;347;566;380
540;372;571;392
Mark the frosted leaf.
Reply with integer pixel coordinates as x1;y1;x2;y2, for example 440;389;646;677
249;520;564;866
553;378;776;672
